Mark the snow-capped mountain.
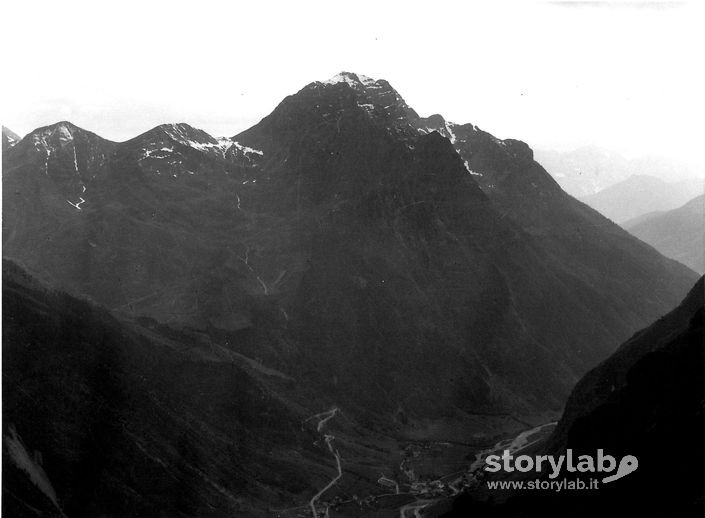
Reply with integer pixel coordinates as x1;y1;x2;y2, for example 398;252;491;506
4;72;695;413
119;122;264;178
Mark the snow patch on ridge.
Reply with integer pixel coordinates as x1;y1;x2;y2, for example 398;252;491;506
139;147;173;161
445;121;457;145
464;161;483;176
216;137;263;157
56;124;73;142
231;141;263;156
162;123;220;153
153;125;264;159
322;72;378;88
216;137;235;153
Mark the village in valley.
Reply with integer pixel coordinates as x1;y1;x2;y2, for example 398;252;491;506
289;440;493;518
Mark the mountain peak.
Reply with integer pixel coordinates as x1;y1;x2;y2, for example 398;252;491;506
23;121;113;158
154;122;214;142
129;122;263;167
32;121;80;142
138;122;227;153
313;71;400;98
26;121;112;148
320;71;378;88
310;71;420;127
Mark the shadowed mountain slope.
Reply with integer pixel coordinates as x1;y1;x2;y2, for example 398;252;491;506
2;259;350;517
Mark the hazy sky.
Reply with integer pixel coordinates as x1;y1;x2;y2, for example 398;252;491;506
2;0;703;170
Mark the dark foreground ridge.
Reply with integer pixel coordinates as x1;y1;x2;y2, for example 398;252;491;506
442;277;705;518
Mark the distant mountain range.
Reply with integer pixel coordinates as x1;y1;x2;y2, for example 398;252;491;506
578;175;703;224
535;146;702;198
2;72;698;515
536;145;703;224
624;194;704;273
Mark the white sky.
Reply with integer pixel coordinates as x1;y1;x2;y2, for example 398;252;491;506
2;0;703;171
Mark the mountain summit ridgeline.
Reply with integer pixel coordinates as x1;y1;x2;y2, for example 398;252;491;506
3;72;695;420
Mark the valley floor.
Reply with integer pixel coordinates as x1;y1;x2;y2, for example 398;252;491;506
272;419;557;518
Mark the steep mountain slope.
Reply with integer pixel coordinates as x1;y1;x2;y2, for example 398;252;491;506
580;174;703;223
2;73;697;426
390;93;695;349
442;276;704;518
624;194;704;273
233;71;694;413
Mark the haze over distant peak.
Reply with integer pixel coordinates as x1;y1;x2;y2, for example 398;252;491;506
536;145;704;198
624;194;705;273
